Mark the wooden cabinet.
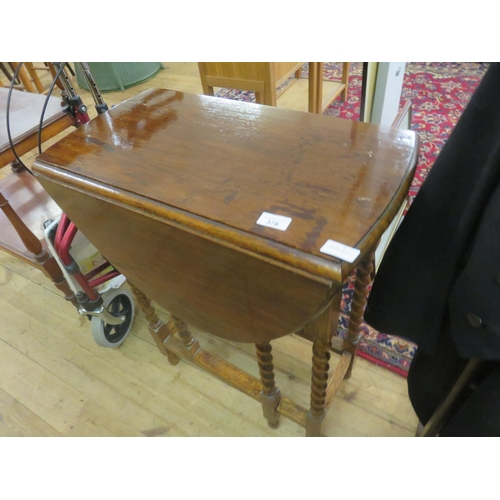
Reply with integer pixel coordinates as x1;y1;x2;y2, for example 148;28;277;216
198;62;350;113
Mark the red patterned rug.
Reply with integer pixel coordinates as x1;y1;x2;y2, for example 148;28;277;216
217;62;489;376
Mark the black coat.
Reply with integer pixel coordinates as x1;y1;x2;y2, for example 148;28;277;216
365;62;500;360
364;63;500;435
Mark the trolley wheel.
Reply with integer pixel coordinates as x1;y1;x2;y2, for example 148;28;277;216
91;288;134;348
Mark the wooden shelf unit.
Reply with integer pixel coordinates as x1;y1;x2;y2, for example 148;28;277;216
199;62;350;114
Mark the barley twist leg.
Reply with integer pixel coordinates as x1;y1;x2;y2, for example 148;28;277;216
164;315;200;356
255;342;281;428
129;283;179;365
306;338;331;436
171;316;197;349
344;249;375;378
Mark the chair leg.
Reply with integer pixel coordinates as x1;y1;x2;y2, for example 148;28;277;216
1;62;14;82
256;342;281;428
10;63;37;93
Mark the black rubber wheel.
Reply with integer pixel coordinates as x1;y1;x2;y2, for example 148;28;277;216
91;289;134;348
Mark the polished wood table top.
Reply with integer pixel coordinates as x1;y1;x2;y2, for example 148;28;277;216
35;88;417;282
33;89;418;435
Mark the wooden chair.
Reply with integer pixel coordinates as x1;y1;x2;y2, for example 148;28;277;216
198;62;350;114
0;64;79;307
1;62;49;94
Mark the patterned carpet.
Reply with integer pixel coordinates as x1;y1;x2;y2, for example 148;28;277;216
218;62;489;376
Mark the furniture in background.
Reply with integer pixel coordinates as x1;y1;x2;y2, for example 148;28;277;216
1;62;47;94
75;62;163;93
0;62;75;95
33;88;418;436
0;66;79;308
0;88;74;167
311;62;350;113
198;62;350;113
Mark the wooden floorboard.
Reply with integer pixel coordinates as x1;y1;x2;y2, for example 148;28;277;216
0;63;418;437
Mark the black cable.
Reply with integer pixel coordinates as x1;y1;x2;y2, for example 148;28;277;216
6;62;31;173
65;62;76;76
37;62;67;155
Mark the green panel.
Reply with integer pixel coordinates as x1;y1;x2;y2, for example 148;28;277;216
75;62;163;93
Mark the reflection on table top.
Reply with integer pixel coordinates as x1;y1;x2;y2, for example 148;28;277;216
35;88;418;280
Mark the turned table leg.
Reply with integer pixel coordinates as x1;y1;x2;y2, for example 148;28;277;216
304;296;339;437
255;342;281;428
170;315;200;354
129;283;180;365
344;248;376;379
307;338;331;437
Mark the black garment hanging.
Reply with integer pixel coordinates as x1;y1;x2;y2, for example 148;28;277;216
364;63;500;435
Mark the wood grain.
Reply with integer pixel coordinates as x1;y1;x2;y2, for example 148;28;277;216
0;63;420;436
31;84;418;435
0;248;418;436
34;89;418;263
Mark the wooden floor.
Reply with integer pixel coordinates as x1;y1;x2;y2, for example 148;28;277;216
0;63;418;437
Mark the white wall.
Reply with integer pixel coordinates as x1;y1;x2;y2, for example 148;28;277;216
370;62;406;127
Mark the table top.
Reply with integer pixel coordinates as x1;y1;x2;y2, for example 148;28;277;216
34;88;418;281
0;88;66;154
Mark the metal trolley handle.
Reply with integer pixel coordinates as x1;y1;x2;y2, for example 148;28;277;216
52;62;109;122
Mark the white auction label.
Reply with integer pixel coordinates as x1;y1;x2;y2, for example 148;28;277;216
320;239;360;263
256;212;292;231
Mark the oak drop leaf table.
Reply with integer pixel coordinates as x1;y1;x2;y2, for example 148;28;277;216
33;89;418;436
